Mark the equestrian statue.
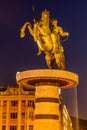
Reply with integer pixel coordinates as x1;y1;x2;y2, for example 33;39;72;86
20;9;69;70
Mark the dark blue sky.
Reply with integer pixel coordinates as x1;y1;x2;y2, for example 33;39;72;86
0;1;87;120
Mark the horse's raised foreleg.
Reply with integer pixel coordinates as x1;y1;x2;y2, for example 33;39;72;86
20;22;32;38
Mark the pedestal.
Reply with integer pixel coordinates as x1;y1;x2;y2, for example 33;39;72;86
16;69;78;130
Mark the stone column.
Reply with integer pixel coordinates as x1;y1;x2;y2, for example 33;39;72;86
34;85;60;130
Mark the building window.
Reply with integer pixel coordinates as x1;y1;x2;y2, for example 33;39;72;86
29;125;33;130
22;100;26;107
28;100;35;109
21;126;24;130
2;112;6;119
3;101;7;107
10;113;17;119
2;125;6;130
29;111;34;120
11;101;18;107
10;126;17;130
21;112;25;119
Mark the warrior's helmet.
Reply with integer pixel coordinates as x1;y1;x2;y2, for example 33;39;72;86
41;9;50;19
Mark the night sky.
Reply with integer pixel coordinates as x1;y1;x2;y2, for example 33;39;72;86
0;1;87;120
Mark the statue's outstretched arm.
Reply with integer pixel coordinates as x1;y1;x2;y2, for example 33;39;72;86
58;27;69;37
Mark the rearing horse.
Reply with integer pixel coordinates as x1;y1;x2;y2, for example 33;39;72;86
20;9;69;69
20;20;53;54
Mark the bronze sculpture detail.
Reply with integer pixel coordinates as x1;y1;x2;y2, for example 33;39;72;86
20;9;69;69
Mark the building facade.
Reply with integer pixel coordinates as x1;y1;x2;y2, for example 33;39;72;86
0;86;35;130
0;86;73;130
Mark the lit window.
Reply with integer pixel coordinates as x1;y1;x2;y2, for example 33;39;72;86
29;125;33;130
21;100;26;107
28;100;35;109
2;112;6;119
21;112;25;119
29;111;34;120
3;101;7;107
10;113;17;119
10;126;17;130
11;101;18;107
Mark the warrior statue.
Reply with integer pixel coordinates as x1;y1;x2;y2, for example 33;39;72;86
20;9;69;69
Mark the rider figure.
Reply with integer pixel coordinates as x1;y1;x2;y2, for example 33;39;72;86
50;19;69;69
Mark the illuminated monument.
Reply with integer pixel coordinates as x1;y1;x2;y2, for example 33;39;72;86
16;9;79;130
